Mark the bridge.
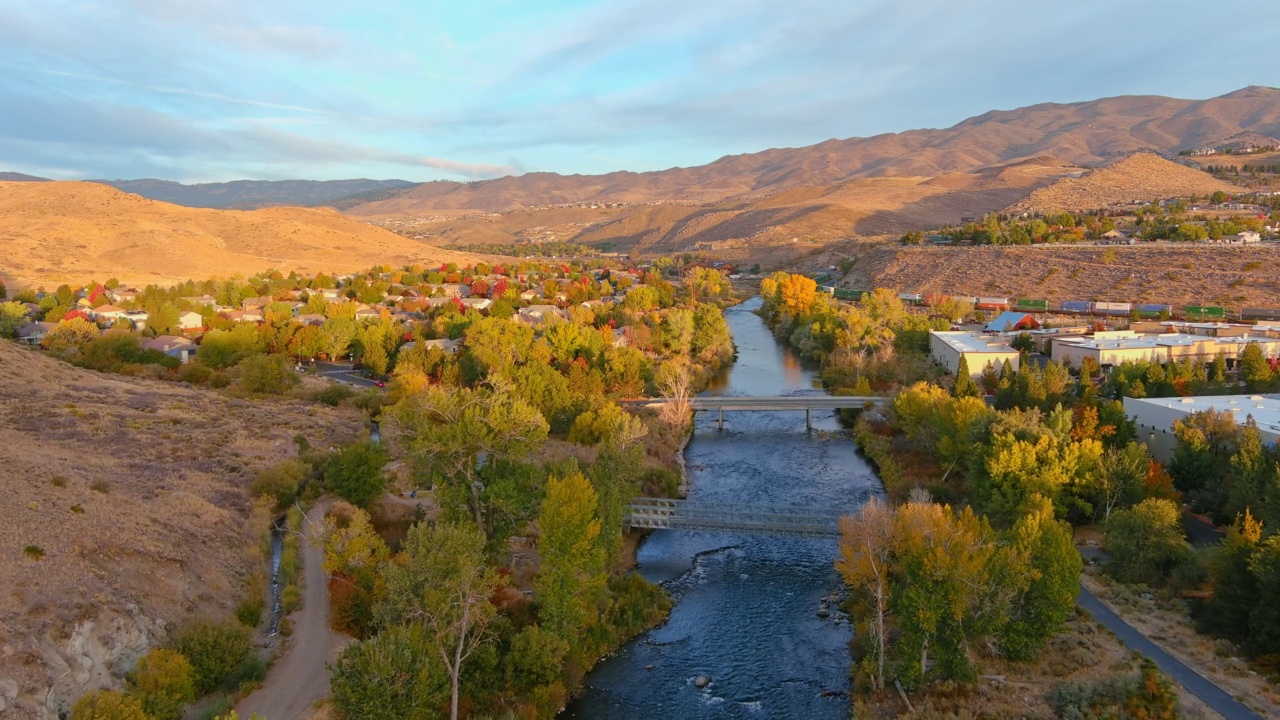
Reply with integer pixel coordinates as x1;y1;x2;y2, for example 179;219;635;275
623;497;845;538
630;395;888;429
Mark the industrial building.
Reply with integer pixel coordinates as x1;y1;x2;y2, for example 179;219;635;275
1049;331;1280;367
1124;395;1280;462
929;331;1021;378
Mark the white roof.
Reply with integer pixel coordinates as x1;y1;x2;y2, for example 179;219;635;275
1128;395;1280;436
931;331;1016;354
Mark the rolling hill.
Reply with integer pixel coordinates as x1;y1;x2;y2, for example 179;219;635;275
0;181;483;288
99;178;417;210
0;340;364;719
341;86;1280;216
0;172;50;182
1005;153;1245;214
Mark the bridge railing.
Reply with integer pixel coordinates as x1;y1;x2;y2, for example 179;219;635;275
623;497;846;538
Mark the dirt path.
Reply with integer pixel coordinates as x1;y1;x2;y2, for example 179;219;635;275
237;503;347;720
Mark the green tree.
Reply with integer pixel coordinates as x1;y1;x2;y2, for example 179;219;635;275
250;458;310;510
1096;441;1149;521
0;300;27;338
999;495;1082;659
69;689;149;720
376;522;502;720
1104;499;1187;585
1238;342;1273;391
237;354;299;395
899;230;925;245
1197;510;1261;642
169;619;252;695
324;441;388;508
130;648;195;720
331;624;445;720
952;355;980;398
1225;419;1268;519
196;325;263;368
1248;535;1280;655
536;472;607;643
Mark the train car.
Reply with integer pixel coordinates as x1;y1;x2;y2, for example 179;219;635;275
898;292;925;306
1136;303;1173;318
834;288;869;301
1058;300;1091;313
1014;298;1049;311
1184;305;1226;321
1242;308;1280;321
923;294;949;307
818;285;836;295
975;296;1010;310
1093;301;1133;316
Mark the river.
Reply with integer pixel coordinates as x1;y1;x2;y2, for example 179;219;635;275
564;296;884;719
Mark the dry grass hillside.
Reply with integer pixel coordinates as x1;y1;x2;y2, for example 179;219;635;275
0;181;483;289
842;244;1280;308
341;86;1280;216
1006;154;1244;213
0;342;364;719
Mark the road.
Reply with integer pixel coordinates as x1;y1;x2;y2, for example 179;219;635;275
310;361;382;389
237;503;346;720
1077;586;1262;720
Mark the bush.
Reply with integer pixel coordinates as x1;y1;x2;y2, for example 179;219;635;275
69;689;149;720
237;354;299;395
23;545;44;560
323;441;388;508
169;619;253;695
176;363;213;386
250;459;310;509
130;648;196;720
311;384;355;406
209;372;232;389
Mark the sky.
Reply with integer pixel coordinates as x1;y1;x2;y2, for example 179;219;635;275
1;0;1277;183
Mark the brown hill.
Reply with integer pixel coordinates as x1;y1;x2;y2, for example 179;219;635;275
343;86;1280;216
0;341;364;718
0;181;484;288
1005;153;1245;213
841;244;1280;308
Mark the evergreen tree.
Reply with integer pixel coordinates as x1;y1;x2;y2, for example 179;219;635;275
952;355;980;398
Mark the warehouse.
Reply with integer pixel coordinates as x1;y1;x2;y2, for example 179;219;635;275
1124;395;1280;462
928;331;1021;378
1050;332;1280;367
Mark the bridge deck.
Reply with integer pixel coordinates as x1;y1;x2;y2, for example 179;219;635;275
623;497;844;538
690;396;886;411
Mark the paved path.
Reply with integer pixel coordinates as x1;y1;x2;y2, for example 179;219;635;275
1077;586;1262;720
237;504;346;720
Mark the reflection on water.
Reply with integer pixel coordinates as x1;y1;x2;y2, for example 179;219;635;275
563;297;883;720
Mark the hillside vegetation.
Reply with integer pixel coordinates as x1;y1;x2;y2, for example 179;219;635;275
0;181;483;288
0;341;364;719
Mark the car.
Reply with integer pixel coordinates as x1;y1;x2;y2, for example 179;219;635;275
375;381;386;388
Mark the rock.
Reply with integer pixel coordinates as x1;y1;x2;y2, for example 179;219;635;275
645;664;654;671
817;607;830;619
694;675;711;689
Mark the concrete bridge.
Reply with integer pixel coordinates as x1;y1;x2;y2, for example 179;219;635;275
631;395;888;429
623;497;845;538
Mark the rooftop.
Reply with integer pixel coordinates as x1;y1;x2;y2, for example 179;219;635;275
1127;395;1280;435
930;331;1017;354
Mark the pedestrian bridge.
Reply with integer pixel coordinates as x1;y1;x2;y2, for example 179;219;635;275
629;395;888;429
623;497;845;538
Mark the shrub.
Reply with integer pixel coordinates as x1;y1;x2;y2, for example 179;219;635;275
209;372;232;389
250;459;310;509
50;475;67;488
130;648;196;720
169;619;253;695
90;480;110;493
236;354;299;395
69;689;149;720
323;441;388;508
176;363;213;386
23;545;44;560
311;384;355;406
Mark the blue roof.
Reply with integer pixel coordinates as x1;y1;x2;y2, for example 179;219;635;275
985;311;1036;333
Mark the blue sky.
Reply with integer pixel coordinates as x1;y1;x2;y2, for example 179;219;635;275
1;0;1277;182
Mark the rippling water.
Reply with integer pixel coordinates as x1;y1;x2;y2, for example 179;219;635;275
564;296;884;719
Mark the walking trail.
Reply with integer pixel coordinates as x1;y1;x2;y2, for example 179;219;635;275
1077;586;1262;720
237;503;346;720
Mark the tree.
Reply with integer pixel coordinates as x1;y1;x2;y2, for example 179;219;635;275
331;624;445;720
568;403;648;451
1197;510;1261;642
324;441;388;508
69;690;149;720
196;325;263;368
130;648;196;720
376;522;502;720
237;354;299;395
1000;495;1081;659
1104;498;1187;585
836;497;895;691
386;380;548;538
169;619;252;695
1238;342;1273;391
1010;333;1034;354
899;230;925;245
655;360;693;426
952;355;979;398
1248;535;1280;656
1097;441;1149;521
537;472;607;643
323;505;391;637
0;300;27;338
42;317;100;355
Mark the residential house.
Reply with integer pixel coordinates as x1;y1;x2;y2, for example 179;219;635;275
517;304;568;326
294;313;326;326
403;338;462;355
984;312;1041;334
16;321;57;345
141;335;196;363
459;298;492;312
108;288;138;304
181;295;218;307
177;311;204;332
89;304;128;322
354;306;383;321
122;310;150;326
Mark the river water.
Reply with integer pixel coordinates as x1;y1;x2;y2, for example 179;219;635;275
564;296;884;719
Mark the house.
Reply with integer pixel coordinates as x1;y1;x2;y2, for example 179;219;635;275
122;310;150;326
16;321;57;345
294;313;326;326
405;338;462;355
459;298;492;312
177;311;204;332
141;335;196;363
517;304;568;326
89;304;128;322
519;289;544;302
611;327;629;348
354;307;382;320
181;295;217;307
984;312;1041;334
108;288;138;304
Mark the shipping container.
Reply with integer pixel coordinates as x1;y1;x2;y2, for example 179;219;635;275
1093;302;1133;316
1014;298;1049;311
818;285;836;295
834;288;869;301
1184;305;1226;320
1059;300;1091;312
975;296;1009;310
898;292;925;305
951;295;977;306
1242;307;1280;321
1136;303;1172;318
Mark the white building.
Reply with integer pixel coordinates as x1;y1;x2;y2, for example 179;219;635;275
1124;394;1280;462
928;331;1021;378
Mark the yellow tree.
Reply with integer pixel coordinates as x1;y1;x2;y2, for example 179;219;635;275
836;497;895;691
779;273;817;317
536;472;607;642
69;690;148;720
130;649;195;720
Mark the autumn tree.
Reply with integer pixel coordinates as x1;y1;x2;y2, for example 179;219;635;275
999;495;1081;659
323;505;391;637
331;624;445;720
537;472;607;644
376;522;502;720
69;690;149;720
0;300;27;338
1104;498;1187;585
836;497;895;691
129;648;196;720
